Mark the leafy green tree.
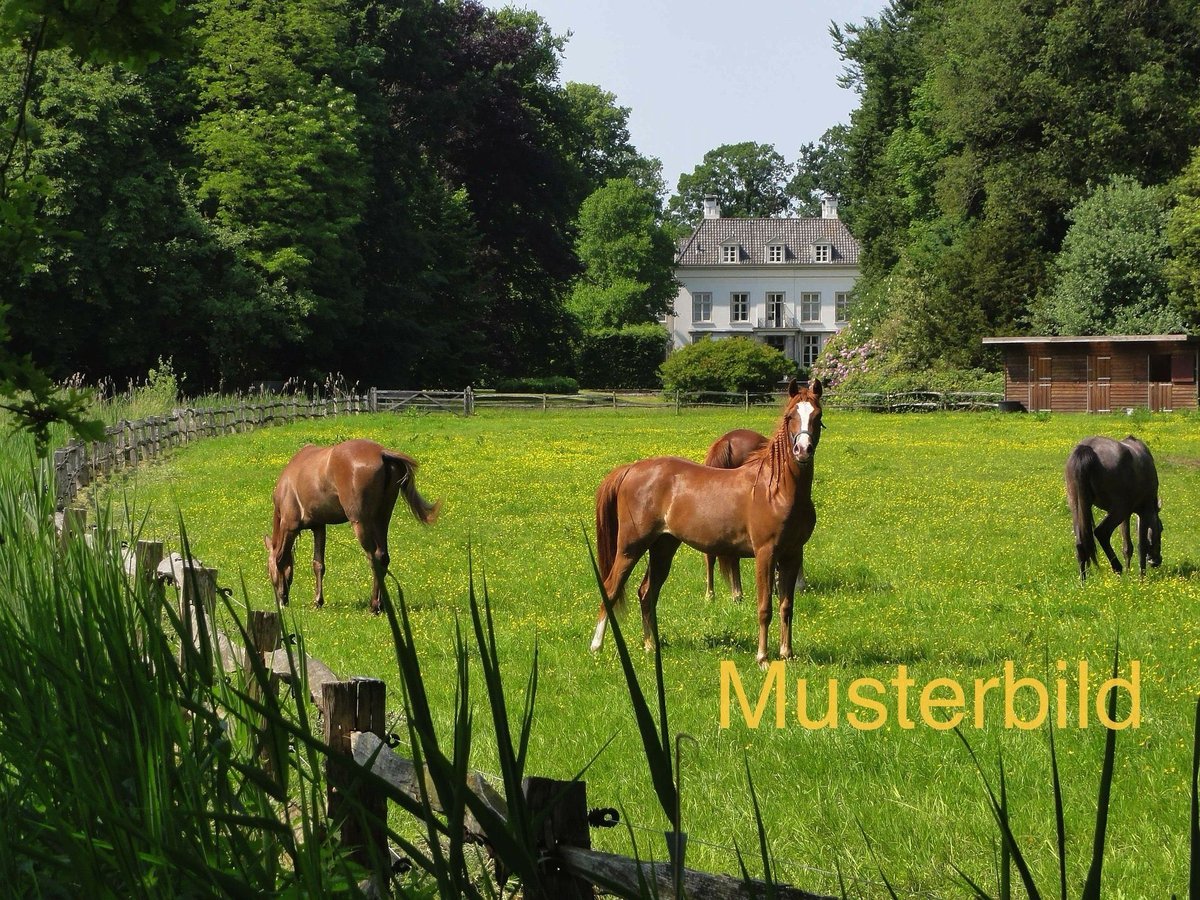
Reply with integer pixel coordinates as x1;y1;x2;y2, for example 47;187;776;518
0;51;262;385
659;337;792;393
187;0;370;376
567;178;677;330
788;125;851;217
0;0;190;449
562;82;664;197
666;142;794;232
1030;176;1183;335
1166;145;1200;329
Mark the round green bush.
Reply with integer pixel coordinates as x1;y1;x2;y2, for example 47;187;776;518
659;337;794;393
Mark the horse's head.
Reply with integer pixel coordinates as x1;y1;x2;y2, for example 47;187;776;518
784;378;824;465
263;534;294;605
1145;502;1164;569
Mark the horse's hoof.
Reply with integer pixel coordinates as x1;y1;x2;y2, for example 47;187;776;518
731;592;744;603
757;657;770;671
704;590;715;602
779;648;794;660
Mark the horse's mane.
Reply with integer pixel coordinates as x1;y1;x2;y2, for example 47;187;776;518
745;389;818;496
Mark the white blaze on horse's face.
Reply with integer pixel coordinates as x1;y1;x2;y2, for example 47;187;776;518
791;400;818;463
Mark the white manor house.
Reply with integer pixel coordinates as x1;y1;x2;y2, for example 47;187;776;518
666;195;861;368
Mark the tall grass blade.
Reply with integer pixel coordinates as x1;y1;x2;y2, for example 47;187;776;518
1191;696;1200;900
954;729;1042;900
856;819;900;900
1081;641;1121;900
583;531;677;824
1048;706;1067;900
743;756;778;900
998;754;1011;900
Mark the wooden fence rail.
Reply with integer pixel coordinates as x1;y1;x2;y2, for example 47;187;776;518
52;395;371;511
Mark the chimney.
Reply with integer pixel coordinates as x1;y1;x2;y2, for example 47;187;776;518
702;195;721;219
820;194;839;219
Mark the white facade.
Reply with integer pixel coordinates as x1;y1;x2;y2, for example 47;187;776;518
666;201;861;367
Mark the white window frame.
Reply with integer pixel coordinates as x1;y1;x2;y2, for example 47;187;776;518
835;291;851;323
767;244;784;263
692;291;712;323
766;292;787;327
813;243;831;263
721;243;739;264
730;292;749;323
800;292;821;323
801;335;822;367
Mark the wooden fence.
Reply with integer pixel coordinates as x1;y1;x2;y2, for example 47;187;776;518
77;526;832;900
824;390;1002;412
52;396;372;511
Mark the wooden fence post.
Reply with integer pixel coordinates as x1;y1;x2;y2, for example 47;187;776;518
59;506;86;547
523;776;593;900
246;610;282;774
178;563;218;677
322;678;388;873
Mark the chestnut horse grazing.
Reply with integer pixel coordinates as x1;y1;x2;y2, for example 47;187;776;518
592;380;823;665
1065;435;1162;582
264;439;440;612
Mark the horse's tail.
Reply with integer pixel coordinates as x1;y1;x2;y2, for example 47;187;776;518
717;555;738;587
595;464;631;611
384;451;441;525
1065;445;1098;575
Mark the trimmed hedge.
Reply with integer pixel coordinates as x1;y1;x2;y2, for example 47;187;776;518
574;324;669;389
659;337;794;393
493;375;580;394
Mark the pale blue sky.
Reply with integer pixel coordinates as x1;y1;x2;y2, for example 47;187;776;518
484;0;888;191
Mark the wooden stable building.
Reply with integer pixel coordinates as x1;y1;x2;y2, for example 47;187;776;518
981;334;1199;413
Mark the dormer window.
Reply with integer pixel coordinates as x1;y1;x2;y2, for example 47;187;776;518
767;244;785;263
721;243;739;264
813;243;832;263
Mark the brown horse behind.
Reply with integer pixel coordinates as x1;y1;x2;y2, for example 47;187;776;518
264;439;440;612
592;381;823;665
702;428;768;601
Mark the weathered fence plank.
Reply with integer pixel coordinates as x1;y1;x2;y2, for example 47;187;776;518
322;679;388;871
557;846;837;900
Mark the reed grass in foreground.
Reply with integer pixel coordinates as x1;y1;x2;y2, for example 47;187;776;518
82;406;1200;894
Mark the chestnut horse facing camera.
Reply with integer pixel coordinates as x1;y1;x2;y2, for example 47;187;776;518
264;439;440;613
593;380;823;666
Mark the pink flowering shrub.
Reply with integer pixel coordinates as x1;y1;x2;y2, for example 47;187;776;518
812;336;883;389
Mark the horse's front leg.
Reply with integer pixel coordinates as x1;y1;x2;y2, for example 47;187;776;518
776;555;802;661
1119;518;1133;575
312;524;327;608
1136;515;1150;577
753;551;774;668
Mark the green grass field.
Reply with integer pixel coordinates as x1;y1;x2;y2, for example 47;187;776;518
98;405;1200;896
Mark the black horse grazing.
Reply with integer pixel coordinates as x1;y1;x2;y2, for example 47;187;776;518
1064;435;1163;582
